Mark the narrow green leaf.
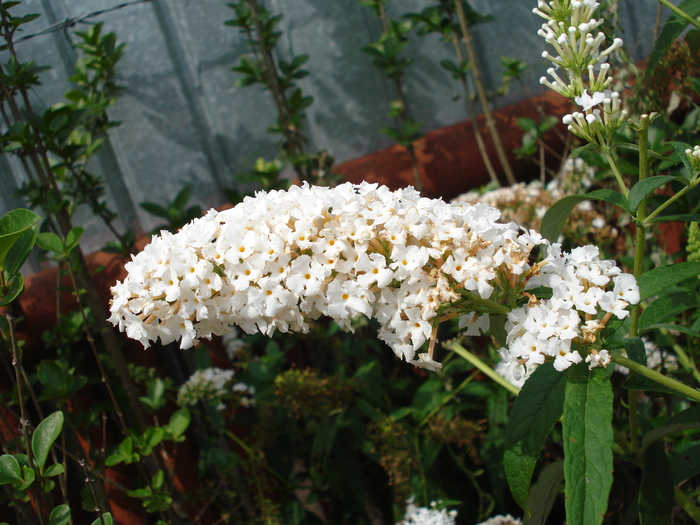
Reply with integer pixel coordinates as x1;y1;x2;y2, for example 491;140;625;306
649;213;700;224
525;459;564;525
586;189;630;211
667;141;697;179
540;192;629;242
139;202;169;219
639;441;673;525
562;365;614;525
32;411;64;473
49;504;71;525
36;232;64;255
628;176;682;212
637;263;700;302
644;0;700;81
638;291;698;334
504;363;570;513
641;423;700;456
0;454;22;485
0;208;40;269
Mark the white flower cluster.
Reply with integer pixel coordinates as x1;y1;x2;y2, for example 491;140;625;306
177;367;234;409
477;515;523;525
614;337;678;376
497;244;639;388
397;497;457;525
686;145;700;172
110;182;638;376
110;182;547;370
535;0;627;147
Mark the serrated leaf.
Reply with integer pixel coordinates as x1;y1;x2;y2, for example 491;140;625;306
49;504;71;525
504;363;570;513
639;441;673;525
628;176;683;212
637;263;700;302
32;411;64;473
562;365;613;525
638;291;698;334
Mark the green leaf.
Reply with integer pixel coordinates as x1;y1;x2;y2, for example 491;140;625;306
525;459;564;525
639;441;673;525
562;365;614;525
0;208;40;269
490;314;507;347
0;455;22;485
4;227;38;278
638;291;699;334
90;513;113;525
637;263;700;302
0;273;24;306
36;232;64;255
540;192;629;243
504;363;570;513
139;202;169;219
167;408;190;440
644;1;700;81
586;189;630;212
667;141;697;179
64;227;84;254
649;213;700;223
628;176;683;212
18;465;35;490
49;504;71;525
32;411;64;473
668;443;700;484
43;463;65;477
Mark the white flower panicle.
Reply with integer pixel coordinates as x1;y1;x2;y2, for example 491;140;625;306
497;244;639;387
397;497;457;525
176;367;255;410
535;0;627;146
110;182;638;376
177;367;234;409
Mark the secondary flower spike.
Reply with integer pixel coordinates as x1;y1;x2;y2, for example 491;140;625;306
109;182;638;377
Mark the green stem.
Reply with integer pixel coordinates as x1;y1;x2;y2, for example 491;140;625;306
643;177;700;225
610;351;700;402
603;149;629;197
675;486;700;524
656;0;700;31
443;341;520;396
